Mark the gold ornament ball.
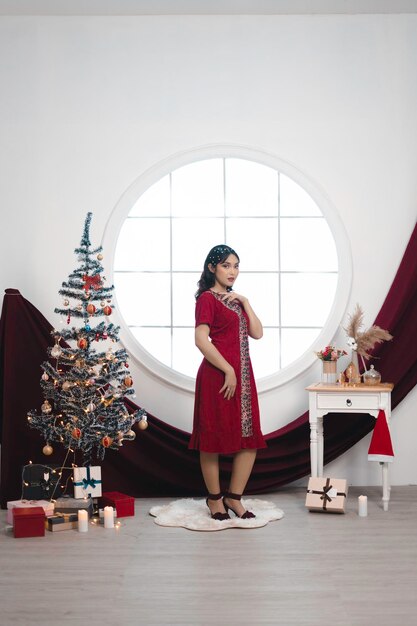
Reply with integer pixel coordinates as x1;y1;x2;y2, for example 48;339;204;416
126;429;136;439
43;444;53;456
97;253;103;260
41;400;52;414
138;419;148;431
62;381;72;391
124;376;133;387
103;305;112;316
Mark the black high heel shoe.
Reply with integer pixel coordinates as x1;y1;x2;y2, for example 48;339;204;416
206;492;230;521
223;491;256;519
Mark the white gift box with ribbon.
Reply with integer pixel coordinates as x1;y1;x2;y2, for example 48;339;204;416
73;466;102;498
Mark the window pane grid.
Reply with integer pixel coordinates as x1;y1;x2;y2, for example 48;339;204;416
114;157;338;378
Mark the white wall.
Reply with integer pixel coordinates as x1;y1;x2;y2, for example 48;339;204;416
1;14;416;486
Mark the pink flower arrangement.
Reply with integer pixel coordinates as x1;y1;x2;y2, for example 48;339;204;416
316;346;347;361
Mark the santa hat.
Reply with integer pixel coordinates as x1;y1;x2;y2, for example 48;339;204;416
368;409;394;463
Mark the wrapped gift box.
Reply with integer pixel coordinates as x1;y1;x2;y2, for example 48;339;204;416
46;513;78;532
305;477;348;513
100;491;135;518
73;466;102;498
55;495;94;518
7;499;54;525
22;464;61;500
13;507;45;538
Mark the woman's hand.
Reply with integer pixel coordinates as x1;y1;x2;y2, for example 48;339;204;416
219;367;237;400
222;291;248;306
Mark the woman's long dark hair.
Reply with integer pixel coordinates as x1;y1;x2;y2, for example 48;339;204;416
195;244;239;300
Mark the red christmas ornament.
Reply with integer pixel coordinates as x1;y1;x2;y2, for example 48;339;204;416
103;306;112;316
102;332;108;339
124;376;133;387
124;362;129;368
77;337;88;350
71;427;82;439
86;303;96;314
101;435;113;448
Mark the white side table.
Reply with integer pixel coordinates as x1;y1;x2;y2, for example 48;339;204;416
306;382;394;511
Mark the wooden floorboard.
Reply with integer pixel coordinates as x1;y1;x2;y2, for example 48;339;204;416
0;486;416;625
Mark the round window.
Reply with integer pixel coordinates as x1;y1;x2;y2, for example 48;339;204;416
105;146;351;391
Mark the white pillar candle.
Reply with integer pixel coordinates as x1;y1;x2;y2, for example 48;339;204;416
78;509;88;532
104;506;114;528
358;495;368;517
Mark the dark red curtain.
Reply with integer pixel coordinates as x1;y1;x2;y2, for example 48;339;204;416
1;223;416;506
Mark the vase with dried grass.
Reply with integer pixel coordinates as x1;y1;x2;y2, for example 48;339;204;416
344;304;393;384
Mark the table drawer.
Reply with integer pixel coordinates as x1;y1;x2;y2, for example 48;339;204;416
317;393;380;410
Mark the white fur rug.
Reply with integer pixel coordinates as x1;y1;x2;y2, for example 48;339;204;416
149;497;284;531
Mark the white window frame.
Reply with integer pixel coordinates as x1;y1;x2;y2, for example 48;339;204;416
102;144;352;393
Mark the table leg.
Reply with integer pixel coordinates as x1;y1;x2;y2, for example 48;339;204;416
310;415;318;478
381;462;390;511
317;416;324;477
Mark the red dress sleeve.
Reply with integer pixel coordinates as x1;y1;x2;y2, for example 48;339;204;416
195;292;215;328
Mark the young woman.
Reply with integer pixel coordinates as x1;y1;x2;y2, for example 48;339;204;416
189;244;267;520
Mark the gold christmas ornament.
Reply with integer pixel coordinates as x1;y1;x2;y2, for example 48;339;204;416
51;344;62;359
123;376;133;387
43;444;53;456
41;400;52;414
62;381;72;391
138;418;148;431
86;303;96;314
97;253;103;260
103;305;112;316
41;372;49;381
63;299;69;306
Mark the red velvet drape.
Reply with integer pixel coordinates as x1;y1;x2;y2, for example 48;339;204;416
1;224;416;506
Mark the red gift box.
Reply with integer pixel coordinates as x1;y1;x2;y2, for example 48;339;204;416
13;506;46;538
100;491;135;517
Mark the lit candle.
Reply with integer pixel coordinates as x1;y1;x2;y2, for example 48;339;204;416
358;495;368;517
78;509;88;532
104;506;114;528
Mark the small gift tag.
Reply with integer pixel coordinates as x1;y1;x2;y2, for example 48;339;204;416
327;487;338;498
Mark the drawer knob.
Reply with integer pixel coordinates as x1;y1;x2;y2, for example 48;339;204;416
346;399;352;407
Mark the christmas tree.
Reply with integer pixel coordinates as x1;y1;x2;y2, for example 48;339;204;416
27;212;147;465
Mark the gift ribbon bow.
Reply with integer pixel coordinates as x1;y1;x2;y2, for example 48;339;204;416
310;478;347;510
74;466;101;491
82;274;102;291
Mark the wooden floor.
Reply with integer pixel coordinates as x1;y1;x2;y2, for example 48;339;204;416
1;486;416;626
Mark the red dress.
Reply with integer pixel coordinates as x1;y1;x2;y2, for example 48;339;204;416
189;291;267;454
